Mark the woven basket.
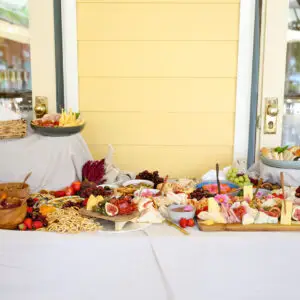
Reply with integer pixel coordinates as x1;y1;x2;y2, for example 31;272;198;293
0;199;27;229
0;119;27;139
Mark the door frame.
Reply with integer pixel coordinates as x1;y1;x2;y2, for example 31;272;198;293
234;0;256;164
61;0;257;164
61;0;79;112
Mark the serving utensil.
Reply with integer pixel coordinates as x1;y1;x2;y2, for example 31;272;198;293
156;175;169;196
165;219;189;235
280;172;287;214
216;163;221;194
20;172;32;189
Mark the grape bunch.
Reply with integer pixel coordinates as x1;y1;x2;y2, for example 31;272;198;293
189;188;213;200
62;201;83;209
226;168;251;187
79;184;113;198
136;170;164;188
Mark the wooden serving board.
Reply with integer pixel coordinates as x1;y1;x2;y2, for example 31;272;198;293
79;208;139;223
198;221;300;232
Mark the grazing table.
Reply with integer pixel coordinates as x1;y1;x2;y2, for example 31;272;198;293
1;224;299;300
0;128;92;192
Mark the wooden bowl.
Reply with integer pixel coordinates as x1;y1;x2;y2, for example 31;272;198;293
0;182;30;199
0;199;27;229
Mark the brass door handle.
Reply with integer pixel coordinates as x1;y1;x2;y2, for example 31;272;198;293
266;104;278;117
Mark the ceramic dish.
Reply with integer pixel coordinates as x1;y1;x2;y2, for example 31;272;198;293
260;155;300;169
196;180;241;196
122;179;154;188
167;204;196;223
98;184;119;189
30;122;85;137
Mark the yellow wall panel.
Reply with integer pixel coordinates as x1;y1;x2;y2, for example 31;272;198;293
88;145;233;178
79;78;236;113
78;41;238;77
77;1;240;176
77;3;239;41
77;1;239;3
81;112;235;146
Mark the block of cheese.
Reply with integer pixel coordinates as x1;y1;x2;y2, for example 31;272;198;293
86;195;104;211
280;200;293;225
208;197;220;213
243;185;253;199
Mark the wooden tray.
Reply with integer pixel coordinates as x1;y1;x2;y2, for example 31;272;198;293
198;221;300;232
79;208;139;223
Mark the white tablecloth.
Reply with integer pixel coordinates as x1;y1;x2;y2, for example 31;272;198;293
0;130;92;192
1;224;299;300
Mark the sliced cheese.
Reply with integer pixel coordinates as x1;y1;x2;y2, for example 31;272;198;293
86;195;104;211
280;200;293;225
243;185;253;200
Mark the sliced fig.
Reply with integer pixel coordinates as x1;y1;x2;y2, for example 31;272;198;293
105;202;119;217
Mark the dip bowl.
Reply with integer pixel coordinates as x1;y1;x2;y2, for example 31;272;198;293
167;204;196;223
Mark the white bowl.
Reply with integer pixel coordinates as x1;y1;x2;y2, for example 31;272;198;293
167;204;196;223
122;180;154;188
98;184;119;189
134;188;159;197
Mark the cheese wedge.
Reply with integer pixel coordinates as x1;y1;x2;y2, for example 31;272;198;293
243;185;253;199
208;197;220;213
280;200;293;225
86;195;104;211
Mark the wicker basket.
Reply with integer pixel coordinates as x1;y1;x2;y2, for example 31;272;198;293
0;200;27;229
0;119;27;139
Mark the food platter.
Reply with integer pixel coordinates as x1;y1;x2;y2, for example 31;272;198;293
99;220;151;233
261;155;300;169
78;208;139;222
198;221;300;232
30;122;85;137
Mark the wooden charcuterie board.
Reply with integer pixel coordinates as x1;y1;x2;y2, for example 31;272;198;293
79;208;139;223
198;221;300;232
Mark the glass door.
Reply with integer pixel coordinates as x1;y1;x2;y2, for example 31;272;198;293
0;0;32;120
0;0;60;122
257;0;296;153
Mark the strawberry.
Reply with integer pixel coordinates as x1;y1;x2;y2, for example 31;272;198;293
179;218;187;228
82;198;88;207
33;198;39;203
18;223;27;231
23;218;33;230
54;190;66;198
187;219;195;227
27;207;33;213
32;221;43;230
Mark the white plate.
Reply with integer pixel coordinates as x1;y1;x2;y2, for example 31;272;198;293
122;179;154;187
98;220;151;233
